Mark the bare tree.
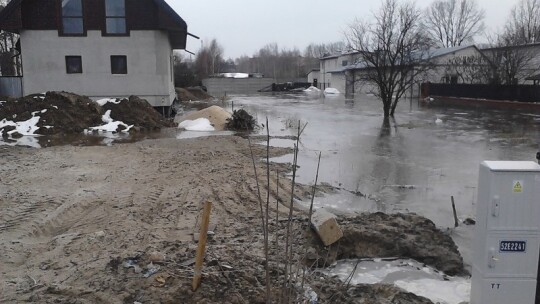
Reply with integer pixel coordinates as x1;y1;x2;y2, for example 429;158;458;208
478;0;540;85
208;39;224;75
346;0;432;117
505;0;540;44
424;0;485;48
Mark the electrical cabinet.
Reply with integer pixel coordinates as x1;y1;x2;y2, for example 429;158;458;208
471;161;540;304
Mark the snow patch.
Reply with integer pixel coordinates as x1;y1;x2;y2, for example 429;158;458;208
178;118;215;132
324;88;340;95
304;86;321;93
89;110;133;133
96;98;123;106
0;101;6;106
0;116;41;136
327;258;470;304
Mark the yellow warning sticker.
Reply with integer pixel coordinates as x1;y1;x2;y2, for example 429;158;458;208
513;181;523;193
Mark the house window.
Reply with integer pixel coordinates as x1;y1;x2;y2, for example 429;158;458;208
65;56;82;73
111;55;127;74
342;60;348;66
105;0;127;34
61;0;84;35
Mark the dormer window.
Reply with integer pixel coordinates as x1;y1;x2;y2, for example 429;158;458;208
61;0;84;35
105;0;127;35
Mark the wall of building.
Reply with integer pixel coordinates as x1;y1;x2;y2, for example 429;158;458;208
20;30;175;106
307;71;319;86
202;78;275;95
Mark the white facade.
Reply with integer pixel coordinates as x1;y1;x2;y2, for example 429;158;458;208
20;30;175;107
320;46;487;98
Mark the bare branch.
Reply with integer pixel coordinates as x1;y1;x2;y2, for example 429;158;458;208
424;0;485;48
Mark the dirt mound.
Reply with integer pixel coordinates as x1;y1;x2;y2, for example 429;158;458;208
308;212;467;276
175;88;198;101
175;87;213;102
175;105;231;131
101;96;174;131
0;92;171;137
185;87;213;100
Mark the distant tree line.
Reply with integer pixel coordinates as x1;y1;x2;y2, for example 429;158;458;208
174;40;346;86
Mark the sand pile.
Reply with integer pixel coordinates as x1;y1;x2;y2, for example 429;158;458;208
175;105;232;131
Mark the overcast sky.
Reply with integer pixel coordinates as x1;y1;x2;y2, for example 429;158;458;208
169;0;521;59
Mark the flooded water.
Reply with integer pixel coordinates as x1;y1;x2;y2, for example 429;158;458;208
231;93;540;270
232;93;539;226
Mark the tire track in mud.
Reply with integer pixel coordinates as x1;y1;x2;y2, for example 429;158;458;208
0;196;63;237
28;197;104;238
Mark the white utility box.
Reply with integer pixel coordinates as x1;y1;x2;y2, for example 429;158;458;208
471;161;540;304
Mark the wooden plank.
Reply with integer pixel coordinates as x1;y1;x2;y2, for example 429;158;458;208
311;209;343;246
192;201;212;291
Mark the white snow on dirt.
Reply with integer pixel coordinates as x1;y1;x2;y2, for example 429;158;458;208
88;110;133;133
178;118;215;131
95;98;123;106
0;116;41;136
327;258;470;304
304;86;321;93
324;88;340;94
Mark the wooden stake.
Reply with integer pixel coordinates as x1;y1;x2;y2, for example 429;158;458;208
192;201;212;291
451;196;459;228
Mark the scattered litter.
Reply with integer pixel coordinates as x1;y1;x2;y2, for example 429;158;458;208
154;275;167;287
435;118;443;124
143;262;160;278
123;258;142;274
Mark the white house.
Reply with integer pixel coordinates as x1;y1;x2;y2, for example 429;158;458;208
0;0;194;113
319;45;487;97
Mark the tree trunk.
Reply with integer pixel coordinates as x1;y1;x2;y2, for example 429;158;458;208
382;98;391;118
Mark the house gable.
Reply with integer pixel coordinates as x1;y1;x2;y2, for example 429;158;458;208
0;0;187;49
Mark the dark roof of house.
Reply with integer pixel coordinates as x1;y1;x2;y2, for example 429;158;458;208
0;0;194;47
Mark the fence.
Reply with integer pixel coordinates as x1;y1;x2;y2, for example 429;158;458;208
421;83;540;103
0;76;23;97
202;78;275;96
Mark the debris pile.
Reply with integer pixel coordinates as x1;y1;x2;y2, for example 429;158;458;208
0;92;172;138
226;109;256;131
